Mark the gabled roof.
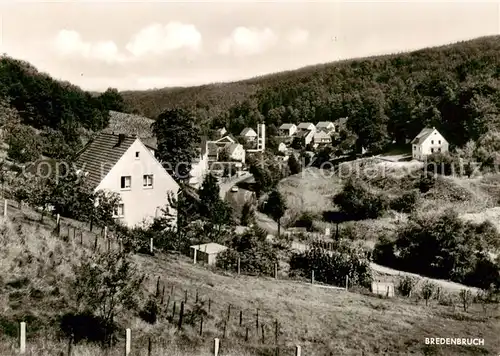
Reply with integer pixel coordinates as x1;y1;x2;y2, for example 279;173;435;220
411;127;437;145
190;242;228;254
298;122;315;129
74;133;136;188
141;137;157;150
215;134;236;143
297;130;314;138
226;143;242;156
104;111;154;138
316;121;334;128
314;131;331;139
279;123;296;130
240;127;257;136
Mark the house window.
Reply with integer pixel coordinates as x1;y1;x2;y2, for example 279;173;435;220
431;140;434;144
438;140;441;144
413;145;416;151
438;148;441;152
135;151;140;159
143;174;153;188
431;148;434;153
114;203;124;217
121;176;131;189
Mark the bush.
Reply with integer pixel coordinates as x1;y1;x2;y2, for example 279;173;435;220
374;210;500;289
289;239;372;288
293;211;316;231
333;178;389;219
390;190;419;213
397;276;418;297
60;312;118;345
216;227;278;276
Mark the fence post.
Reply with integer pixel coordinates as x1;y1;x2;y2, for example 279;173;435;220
199;315;203;336
223;320;227;338
3;199;7;217
184;290;188;303
237;256;240;275
150;238;154;255
125;328;131;355
172;301;177;320
155;276;160;297
261;324;265;343
311;270;315;284
193;247;197;264
295;345;301;356
274;263;278;279
346;275;349;290
104;226;108;239
256;309;259;330
56;213;60;226
161;286;166;304
227;304;231;321
245;327;249;341
19;322;26;354
93;235;98;251
239;310;243;326
275;319;279;344
178;301;184;329
208;298;211;313
79;230;83;245
147;337;152;356
214;338;220;356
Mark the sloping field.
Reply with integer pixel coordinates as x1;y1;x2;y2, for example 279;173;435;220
0;206;499;355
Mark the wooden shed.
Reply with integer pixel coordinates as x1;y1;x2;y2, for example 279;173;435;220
190;243;228;265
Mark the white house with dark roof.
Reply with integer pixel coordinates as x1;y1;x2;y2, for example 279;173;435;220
74;133;179;228
278;123;297;137
240;127;258;141
313;131;332;146
297;122;316;133
316;121;335;134
225;143;245;163
411;127;449;161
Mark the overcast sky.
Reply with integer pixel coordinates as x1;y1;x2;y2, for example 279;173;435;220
1;1;499;91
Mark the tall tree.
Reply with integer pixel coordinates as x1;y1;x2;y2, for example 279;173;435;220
199;174;221;218
152;108;200;182
264;189;287;237
287;154;302;175
98;88;126;112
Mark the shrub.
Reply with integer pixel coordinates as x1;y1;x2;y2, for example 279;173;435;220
216;227;278;276
59;312;118;346
397;276;418;297
139;297;159;324
390;190;419;213
420;280;437;306
289;239;372;288
293;211;316;231
333;178;389;219
417;172;435;193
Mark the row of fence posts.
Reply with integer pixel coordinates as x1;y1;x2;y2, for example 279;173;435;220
17;322;303;356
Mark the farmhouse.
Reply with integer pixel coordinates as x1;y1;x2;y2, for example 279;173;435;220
74;133;179;228
411;127;449;161
316;121;335;133
190;242;228;265
224;143;245;163
278;123;297;137
240;127;258;141
297;122;316;133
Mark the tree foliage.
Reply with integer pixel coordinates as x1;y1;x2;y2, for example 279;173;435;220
152;108;200;181
333;178;388;219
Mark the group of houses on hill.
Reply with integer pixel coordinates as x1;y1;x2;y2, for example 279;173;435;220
22;105;449;232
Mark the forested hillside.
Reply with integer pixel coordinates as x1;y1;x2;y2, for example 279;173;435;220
0;55;126;161
123;35;500;151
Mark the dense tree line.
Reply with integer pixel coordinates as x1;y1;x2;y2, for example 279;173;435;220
0;55;127;160
123;36;500;152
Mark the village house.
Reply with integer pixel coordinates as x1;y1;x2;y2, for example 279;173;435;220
216;127;227;138
297;122;316;133
74;133;179;228
215;134;237;145
278;123;297;137
188;137;209;189
240;127;258;141
296;129;315;147
313;131;332;147
277;142;288;153
224;143;246;163
411;127;449;161
316;121;335;134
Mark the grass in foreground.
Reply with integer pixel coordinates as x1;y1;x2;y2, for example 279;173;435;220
0;207;499;356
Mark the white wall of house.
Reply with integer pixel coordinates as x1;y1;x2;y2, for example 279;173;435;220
229;145;246;163
96;139;179;228
189;150;209;189
412;130;449;160
280;125;297;136
303;131;314;146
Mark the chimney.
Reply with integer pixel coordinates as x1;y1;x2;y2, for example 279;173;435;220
117;134;125;146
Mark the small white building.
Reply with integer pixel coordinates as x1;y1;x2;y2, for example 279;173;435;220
190;243;228;265
189;138;209;189
75;133;179;228
313;131;332;145
297;122;316;133
297;129;315;146
225;143;245;163
240;127;258;141
277;142;288;153
316;121;335;134
411;127;449;161
278;123;297;137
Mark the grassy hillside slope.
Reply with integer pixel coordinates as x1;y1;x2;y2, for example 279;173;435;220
0;200;499;356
